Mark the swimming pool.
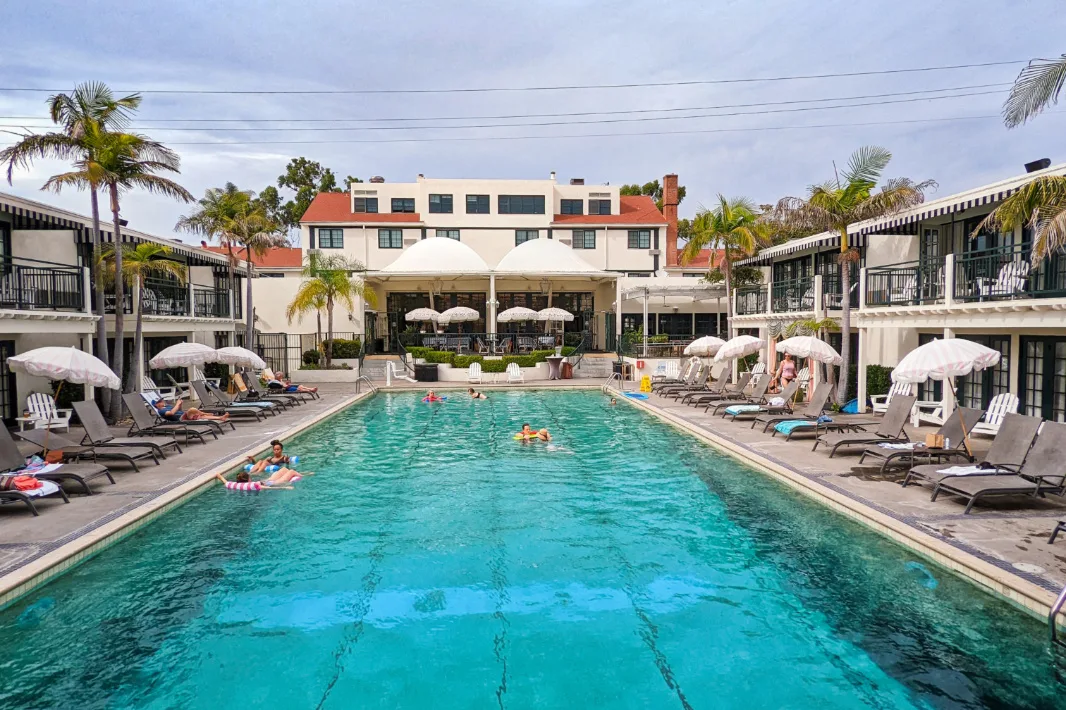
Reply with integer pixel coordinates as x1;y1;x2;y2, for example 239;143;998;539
0;390;1061;708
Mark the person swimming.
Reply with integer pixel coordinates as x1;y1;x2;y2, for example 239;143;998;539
423;390;443;403
216;471;293;491
516;423;551;441
468;388;487;400
610;398;617;406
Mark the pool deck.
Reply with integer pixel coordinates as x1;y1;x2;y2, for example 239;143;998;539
618;384;1066;622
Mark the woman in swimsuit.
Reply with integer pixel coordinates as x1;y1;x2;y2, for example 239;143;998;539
468;388;487;400
216;471;293;490
245;440;311;480
772;353;797;393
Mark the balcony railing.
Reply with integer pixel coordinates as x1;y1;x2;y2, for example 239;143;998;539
735;286;766;315
953;244;1066;302
771;276;814;313
142;278;189;316
865;258;945;307
194;286;230;318
0;256;84;312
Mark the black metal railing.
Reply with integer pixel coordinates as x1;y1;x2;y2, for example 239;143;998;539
193;286;230;318
865;258;945;307
953;244;1066;302
141;278;189;316
0;256;84;311
772;276;815;312
402;331;565;355
735;286;767;315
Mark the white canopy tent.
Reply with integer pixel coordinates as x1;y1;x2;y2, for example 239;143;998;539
620;278;726;357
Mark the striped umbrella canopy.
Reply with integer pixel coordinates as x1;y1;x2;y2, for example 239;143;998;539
713;335;766;362
8;346;120;389
776;336;842;366
405;308;440;322
683;336;726;357
149;342;220;369
891;338;1001;383
215;346;267;369
537;307;574;322
438;306;480;325
497;307;540;323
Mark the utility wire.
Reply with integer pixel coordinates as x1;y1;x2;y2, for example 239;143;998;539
0;60;1025;95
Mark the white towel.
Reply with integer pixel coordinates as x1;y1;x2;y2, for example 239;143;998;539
878;442;919;450
935;465;994;476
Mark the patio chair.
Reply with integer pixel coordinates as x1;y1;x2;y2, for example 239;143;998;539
468;362;483;384
794;366;811;394
858;407;983;474
165;373;192;399
506;362;524;384
190;381;270;422
722;379;801;422
870;381;913;415
517;337;535;354
18;428;160;472
206;381;277;412
970;393;1018;438
122;393;216;443
233;374;298;408
26;392;73;432
652;359;696;391
979;260;1031;299
683;372;750;406
753;382;832;433
72;400;182;458
706;374;772;414
142;375;177;403
0;424;112;497
192;367;221;388
665;368;724;401
810;394;917;455
901;413;1041;491
930;420;1066;514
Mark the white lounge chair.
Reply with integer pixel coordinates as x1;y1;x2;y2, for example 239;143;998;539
870;380;913;415
653;360;680;383
26;392;73;432
468;362;483;384
971;392;1018;437
141;375;177;403
506;362;524;384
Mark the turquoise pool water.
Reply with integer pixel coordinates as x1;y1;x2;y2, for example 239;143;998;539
0;390;1062;708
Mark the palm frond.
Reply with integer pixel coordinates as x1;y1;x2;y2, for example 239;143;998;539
0;133;80;183
840;146;891;187
1003;55;1066;128
976;175;1066;260
124;174;194;202
851;177;935;222
41;171;92;193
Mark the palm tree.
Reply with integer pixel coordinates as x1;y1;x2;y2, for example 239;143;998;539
102;243;187;392
772;146;935;404
977;176;1066;263
0;82;141;403
44;129;193;416
286;252;376;368
680;195;769;330
1003;55;1066;128
225;200;286;347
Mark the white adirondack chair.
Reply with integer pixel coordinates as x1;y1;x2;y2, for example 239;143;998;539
26;392;73;432
794;366;811;393
971;392;1019;437
191;366;221;388
506;362;524;384
468;362;483;384
911;401;946;428
871;380;914;415
653;360;680;383
142;375;177;403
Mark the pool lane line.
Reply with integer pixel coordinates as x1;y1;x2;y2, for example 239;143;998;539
486;408;511;710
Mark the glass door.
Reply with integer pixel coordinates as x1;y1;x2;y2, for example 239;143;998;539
0;340;16;424
1020;336;1066;422
956;335;1010;409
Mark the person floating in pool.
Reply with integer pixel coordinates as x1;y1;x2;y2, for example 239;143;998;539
468;388;487;400
216;471;294;491
610;398;617;406
153;398;229;423
516;423;551;441
423;390;444;403
245;439;300;475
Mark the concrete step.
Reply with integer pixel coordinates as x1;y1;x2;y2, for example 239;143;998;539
573;356;615;379
362;356;404;380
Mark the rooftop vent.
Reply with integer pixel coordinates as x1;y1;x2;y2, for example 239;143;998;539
1025;158;1051;173
369;176;385;183
569;178;585;185
550;171;556;180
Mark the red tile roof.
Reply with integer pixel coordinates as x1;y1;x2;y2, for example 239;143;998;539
203;245;303;269
301;192;422;223
673;248;726;269
551;195;667;226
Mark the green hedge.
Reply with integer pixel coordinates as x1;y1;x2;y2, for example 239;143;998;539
423;350;455;365
482;360;508;373
866;364;893;398
302;349;321;365
412;347;578;372
407;346;431;359
204;362;230;381
324;338;361;359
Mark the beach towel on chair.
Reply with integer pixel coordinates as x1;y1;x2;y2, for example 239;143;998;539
725;404;762;416
774;420;816;436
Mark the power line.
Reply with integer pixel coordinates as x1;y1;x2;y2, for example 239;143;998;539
0;82;1012;124
0;89;1005;134
0;60;1025;96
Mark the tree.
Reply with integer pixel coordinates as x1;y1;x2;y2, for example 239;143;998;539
1003;54;1066;128
0;81;141;406
620;179;686;211
680;195;770;331
45;128;193;416
977;175;1066;263
227;200;287;347
286;252;377;368
703;264;762;287
102;243;187;392
261;158;363;235
772;146;935;404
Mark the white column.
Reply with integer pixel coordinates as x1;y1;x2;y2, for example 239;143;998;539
80;337;95;403
859;267;868;310
765;280;772;315
228;285;236;321
943;253;955;307
488;274;496;337
942;327;956;417
188;281;196;318
81;267;92;316
641;288;648;357
615;277;622;351
132;279;145;389
857;327;868;413
813;274;824;318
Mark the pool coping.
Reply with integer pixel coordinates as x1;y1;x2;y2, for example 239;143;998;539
0;390;375;609
613;387;1064;626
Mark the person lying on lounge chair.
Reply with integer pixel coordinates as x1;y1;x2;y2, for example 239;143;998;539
468;388;487;400
264;369;318;394
153;398;229;423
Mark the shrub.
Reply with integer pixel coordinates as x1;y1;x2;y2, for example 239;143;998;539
302;349;321;365
866;364;893;398
453;355;484;369
203;362;230;381
423;350;455;365
324;338;361;359
52;381;84;412
407;346;431;359
481;359;507;373
503;354;538;368
649;334;668;344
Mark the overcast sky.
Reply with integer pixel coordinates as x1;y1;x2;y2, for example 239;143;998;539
2;0;1064;239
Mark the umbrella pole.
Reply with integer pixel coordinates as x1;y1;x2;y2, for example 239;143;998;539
42;381;61;458
946;378;973;459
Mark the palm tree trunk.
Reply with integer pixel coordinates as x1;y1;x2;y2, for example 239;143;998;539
325;296;334;368
245;247;254;349
837;231;852;406
226;245;237;342
126;276;144;394
89;189;111;413
723;251;734;336
108;184;125;421
316;311;322;346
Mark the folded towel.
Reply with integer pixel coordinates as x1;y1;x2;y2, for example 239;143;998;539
726;404;762;415
935;465;995;476
775;420;816;435
769;397;786;406
878;442;919;450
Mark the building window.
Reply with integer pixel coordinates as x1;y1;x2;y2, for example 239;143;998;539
429;194;453;213
588;199;611;215
378;229;403;249
515;230;539;245
317;228;344;249
499;195;545;214
353;197;378;213
628;230;651;249
391;198;415;213
626;272;652;277
683;273;703;278
561;199;583;215
571;229;596;249
436;229;460;240
466;194;490;214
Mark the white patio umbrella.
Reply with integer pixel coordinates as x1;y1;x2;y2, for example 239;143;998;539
683;336;726;357
148;342;220;369
892;338;1002;457
215;346;267;370
405;307;440;323
438;306;480;325
713;335;766;363
776;336;842;365
537;307;574;322
496;307;539;323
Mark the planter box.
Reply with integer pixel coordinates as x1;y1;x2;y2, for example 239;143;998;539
435;362;547;382
333;359;359;369
295;366;361;383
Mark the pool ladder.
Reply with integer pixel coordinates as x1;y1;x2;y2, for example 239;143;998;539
1050;583;1066;648
601;372;621;393
356;375;378;394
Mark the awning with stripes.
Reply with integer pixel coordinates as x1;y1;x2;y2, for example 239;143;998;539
736;232;867;267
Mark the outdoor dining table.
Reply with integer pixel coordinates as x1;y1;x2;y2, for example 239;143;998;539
545;355;565;380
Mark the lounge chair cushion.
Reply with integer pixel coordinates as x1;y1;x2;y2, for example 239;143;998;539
775;419;820;435
725;404;762;415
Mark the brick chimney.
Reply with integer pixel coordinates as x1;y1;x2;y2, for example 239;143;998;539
662;173;679;267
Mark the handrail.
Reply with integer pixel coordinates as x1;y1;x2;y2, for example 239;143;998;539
602;372;620;393
355;375;377;393
389;324;418;374
735;285;767;315
865;257;945;307
568;331;590;369
1050;583;1066;647
771;275;815;313
0;254;84;270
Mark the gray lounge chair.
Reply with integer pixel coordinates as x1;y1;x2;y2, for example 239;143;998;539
17;428;160;471
657;367;712;398
122;393;217;443
706;375;771;415
683;372;751;406
191;381;270;421
753;382;832;433
811;395;918;456
930;421;1066;514
72;400;182;458
205;380;278;413
722;380;802;422
0;425;111;497
666;369;726;401
233;374;299;408
858;407;983;473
